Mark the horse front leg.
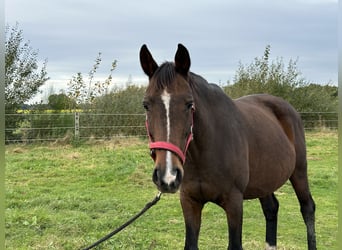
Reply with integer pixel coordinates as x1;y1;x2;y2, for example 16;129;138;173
221;190;244;250
180;193;204;250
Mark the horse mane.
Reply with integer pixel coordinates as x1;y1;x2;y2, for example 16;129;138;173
149;62;176;90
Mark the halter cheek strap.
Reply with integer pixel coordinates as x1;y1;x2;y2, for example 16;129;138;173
145;108;194;164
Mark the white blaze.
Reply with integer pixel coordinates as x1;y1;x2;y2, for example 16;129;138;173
161;89;171;141
161;89;176;185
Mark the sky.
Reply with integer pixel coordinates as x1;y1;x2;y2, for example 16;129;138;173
5;0;338;103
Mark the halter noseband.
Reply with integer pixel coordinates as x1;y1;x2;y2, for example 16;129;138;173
145;107;194;164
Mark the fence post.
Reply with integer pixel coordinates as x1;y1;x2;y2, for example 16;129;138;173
74;112;80;140
318;114;322;130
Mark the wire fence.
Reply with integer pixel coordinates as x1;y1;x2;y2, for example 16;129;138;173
5;112;337;143
300;112;338;131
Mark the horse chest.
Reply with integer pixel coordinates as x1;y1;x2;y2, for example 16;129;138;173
182;168;237;202
181;180;216;202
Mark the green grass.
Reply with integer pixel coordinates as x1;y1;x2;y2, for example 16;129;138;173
5;132;337;249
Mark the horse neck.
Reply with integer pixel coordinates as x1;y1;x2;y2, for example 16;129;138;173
190;74;242;140
189;73;236;121
188;73;241;150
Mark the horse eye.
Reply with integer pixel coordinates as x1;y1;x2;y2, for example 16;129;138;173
186;102;194;110
143;102;149;111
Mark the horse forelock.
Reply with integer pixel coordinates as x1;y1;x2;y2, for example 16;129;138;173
148;62;176;92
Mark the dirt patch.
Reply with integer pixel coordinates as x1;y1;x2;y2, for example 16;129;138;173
12;147;26;154
307;156;322;161
66;152;82;160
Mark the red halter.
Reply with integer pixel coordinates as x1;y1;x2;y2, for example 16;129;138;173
145;107;194;164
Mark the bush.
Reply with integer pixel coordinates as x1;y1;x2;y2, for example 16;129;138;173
5;112;74;143
78;85;147;139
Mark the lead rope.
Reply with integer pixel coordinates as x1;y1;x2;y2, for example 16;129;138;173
82;192;162;250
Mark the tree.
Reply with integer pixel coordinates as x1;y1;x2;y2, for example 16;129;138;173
224;45;307;101
48;93;76;111
292;83;338;112
5;23;49;112
223;45;337;113
67;52;117;107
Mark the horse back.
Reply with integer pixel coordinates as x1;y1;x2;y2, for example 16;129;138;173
234;94;305;199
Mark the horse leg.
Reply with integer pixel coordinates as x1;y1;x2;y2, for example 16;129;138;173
180;194;204;250
221;191;244;250
290;170;316;250
259;193;279;250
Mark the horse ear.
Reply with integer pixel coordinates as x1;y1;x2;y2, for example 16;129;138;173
140;44;158;78
175;43;191;76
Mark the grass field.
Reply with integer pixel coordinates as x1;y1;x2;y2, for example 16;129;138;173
5;131;337;249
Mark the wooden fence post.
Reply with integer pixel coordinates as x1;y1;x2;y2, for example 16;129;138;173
318;114;322;130
75;112;80;140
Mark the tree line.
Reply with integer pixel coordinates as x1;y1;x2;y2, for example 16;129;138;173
5;24;337;142
223;45;337;112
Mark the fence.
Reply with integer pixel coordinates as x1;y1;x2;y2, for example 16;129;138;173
5;112;338;143
300;112;338;131
5;113;146;143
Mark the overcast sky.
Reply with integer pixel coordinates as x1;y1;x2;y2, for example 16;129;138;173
5;0;338;102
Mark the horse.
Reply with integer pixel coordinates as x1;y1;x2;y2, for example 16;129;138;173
139;44;316;250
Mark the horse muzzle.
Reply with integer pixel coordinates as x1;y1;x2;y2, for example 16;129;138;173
152;165;183;193
151;150;184;193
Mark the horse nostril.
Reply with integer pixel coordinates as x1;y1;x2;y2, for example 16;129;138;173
152;168;160;184
150;149;156;160
175;168;183;184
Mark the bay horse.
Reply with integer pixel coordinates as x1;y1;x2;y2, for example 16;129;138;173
140;44;316;250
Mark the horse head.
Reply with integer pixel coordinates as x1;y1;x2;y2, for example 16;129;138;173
140;44;194;193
